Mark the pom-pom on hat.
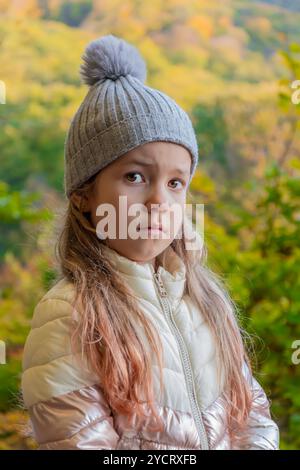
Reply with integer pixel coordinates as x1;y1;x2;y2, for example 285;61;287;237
64;34;199;198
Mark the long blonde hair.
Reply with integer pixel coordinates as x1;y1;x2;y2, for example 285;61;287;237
55;173;255;437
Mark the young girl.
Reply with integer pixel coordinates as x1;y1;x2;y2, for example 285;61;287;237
21;34;279;450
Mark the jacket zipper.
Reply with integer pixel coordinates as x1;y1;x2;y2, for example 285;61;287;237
151;267;210;450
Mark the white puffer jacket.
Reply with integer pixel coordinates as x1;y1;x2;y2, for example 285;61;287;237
21;244;279;450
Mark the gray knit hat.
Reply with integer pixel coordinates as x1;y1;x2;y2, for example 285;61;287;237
64;34;199;198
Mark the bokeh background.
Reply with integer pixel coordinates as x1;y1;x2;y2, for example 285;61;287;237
0;0;300;450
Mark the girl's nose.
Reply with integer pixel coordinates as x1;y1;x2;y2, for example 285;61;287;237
144;183;170;210
145;198;170;216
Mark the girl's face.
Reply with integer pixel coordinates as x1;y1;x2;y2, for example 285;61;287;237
84;141;191;267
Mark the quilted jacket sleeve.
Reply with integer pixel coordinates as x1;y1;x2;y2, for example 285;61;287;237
21;292;120;450
27;384;120;450
231;362;280;450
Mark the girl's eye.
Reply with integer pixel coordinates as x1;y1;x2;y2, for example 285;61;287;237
125;172;144;183
169;179;184;190
125;173;185;189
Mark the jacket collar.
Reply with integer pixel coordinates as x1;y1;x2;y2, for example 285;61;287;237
101;243;186;308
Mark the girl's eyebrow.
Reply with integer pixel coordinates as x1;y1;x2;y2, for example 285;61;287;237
124;159;153;167
122;158;189;176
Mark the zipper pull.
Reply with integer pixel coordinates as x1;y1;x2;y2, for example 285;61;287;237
154;271;167;297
